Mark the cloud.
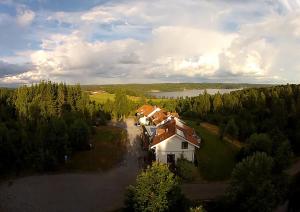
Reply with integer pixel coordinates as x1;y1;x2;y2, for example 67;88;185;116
0;60;32;77
1;0;300;85
16;5;35;26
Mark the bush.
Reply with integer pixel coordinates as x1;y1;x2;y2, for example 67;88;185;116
176;157;198;182
124;162;187;211
225;152;286;212
189;206;206;212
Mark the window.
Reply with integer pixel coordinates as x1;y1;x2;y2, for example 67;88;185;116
181;141;188;149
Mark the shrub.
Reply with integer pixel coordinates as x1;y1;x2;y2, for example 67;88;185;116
176;157;198;182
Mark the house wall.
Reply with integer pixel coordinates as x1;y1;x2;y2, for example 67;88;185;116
147;108;160;118
152;135;196;164
139;116;149;125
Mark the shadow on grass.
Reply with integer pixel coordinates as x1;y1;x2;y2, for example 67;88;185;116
64;126;128;172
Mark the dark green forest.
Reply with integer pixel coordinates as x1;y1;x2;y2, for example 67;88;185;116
175;84;300;155
0;81;107;174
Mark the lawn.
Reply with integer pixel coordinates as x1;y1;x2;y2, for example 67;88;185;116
65;126;128;172
186;120;239;181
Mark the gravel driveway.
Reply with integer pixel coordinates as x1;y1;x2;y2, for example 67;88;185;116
0;118;143;212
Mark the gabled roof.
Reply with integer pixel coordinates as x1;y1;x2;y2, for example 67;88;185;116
150;110;168;125
151;118;200;148
136;105;156;117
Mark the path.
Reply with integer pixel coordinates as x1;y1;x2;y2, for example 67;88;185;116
0;118;143;212
200;122;243;148
182;182;228;200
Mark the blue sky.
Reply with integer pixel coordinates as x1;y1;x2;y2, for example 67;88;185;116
0;0;300;85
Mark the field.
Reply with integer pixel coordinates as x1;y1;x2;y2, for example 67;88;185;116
89;92;171;104
64;126;128;171
186;120;239;181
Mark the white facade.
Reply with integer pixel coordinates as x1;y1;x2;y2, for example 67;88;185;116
139;116;149;125
151;135;197;164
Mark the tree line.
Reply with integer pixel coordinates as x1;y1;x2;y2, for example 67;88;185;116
0;81;107;174
82;83;270;97
176;84;300;154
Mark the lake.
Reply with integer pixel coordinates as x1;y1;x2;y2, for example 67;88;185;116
149;88;241;98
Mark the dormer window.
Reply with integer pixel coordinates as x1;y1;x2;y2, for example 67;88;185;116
181;141;188;149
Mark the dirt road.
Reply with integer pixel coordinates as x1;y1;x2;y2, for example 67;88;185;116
0;118;142;212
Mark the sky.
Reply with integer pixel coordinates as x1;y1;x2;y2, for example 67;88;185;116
0;0;300;86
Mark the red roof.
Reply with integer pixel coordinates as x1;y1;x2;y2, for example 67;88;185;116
151;118;200;147
137;105;156;117
150;110;168;125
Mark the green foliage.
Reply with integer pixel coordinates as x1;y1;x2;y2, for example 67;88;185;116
246;133;273;155
69;119;90;150
177;84;300;154
113;90;132;119
189;206;206;212
224;118;239;138
187;120;238;181
0;81;107;174
176;157;198;181
124;162;185;212
212;93;223;112
225;152;286;212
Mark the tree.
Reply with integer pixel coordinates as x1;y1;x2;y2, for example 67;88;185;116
224;118;239;138
176;157;198;181
69;119;90;150
213;92;223;112
246;133;273;156
225;152;279;212
114;90;131;119
125;162;185;212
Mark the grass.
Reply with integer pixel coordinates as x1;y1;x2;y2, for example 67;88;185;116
89;92;141;103
186;120;239;181
89;92;172;104
65;126;128;172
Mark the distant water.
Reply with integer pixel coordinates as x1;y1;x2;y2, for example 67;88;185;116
149;89;241;98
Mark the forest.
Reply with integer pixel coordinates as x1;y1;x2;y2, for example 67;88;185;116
175;84;300;155
0;81;108;174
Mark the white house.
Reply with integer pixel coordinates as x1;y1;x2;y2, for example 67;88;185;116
136;105;160;125
149;118;200;165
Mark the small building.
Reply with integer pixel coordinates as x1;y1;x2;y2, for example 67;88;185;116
136;105;160;125
148;118;200;165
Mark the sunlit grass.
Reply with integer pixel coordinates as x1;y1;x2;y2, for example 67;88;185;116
186;120;238;181
89;92;171;104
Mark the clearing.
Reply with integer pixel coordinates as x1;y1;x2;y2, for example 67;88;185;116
89;92;173;104
187;120;239;181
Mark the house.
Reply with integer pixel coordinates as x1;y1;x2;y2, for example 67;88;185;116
137;105;201;165
136;105;160;125
136;105;179;127
150;118;200;165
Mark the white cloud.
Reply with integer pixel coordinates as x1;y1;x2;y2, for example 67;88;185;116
2;0;300;84
16;6;35;27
